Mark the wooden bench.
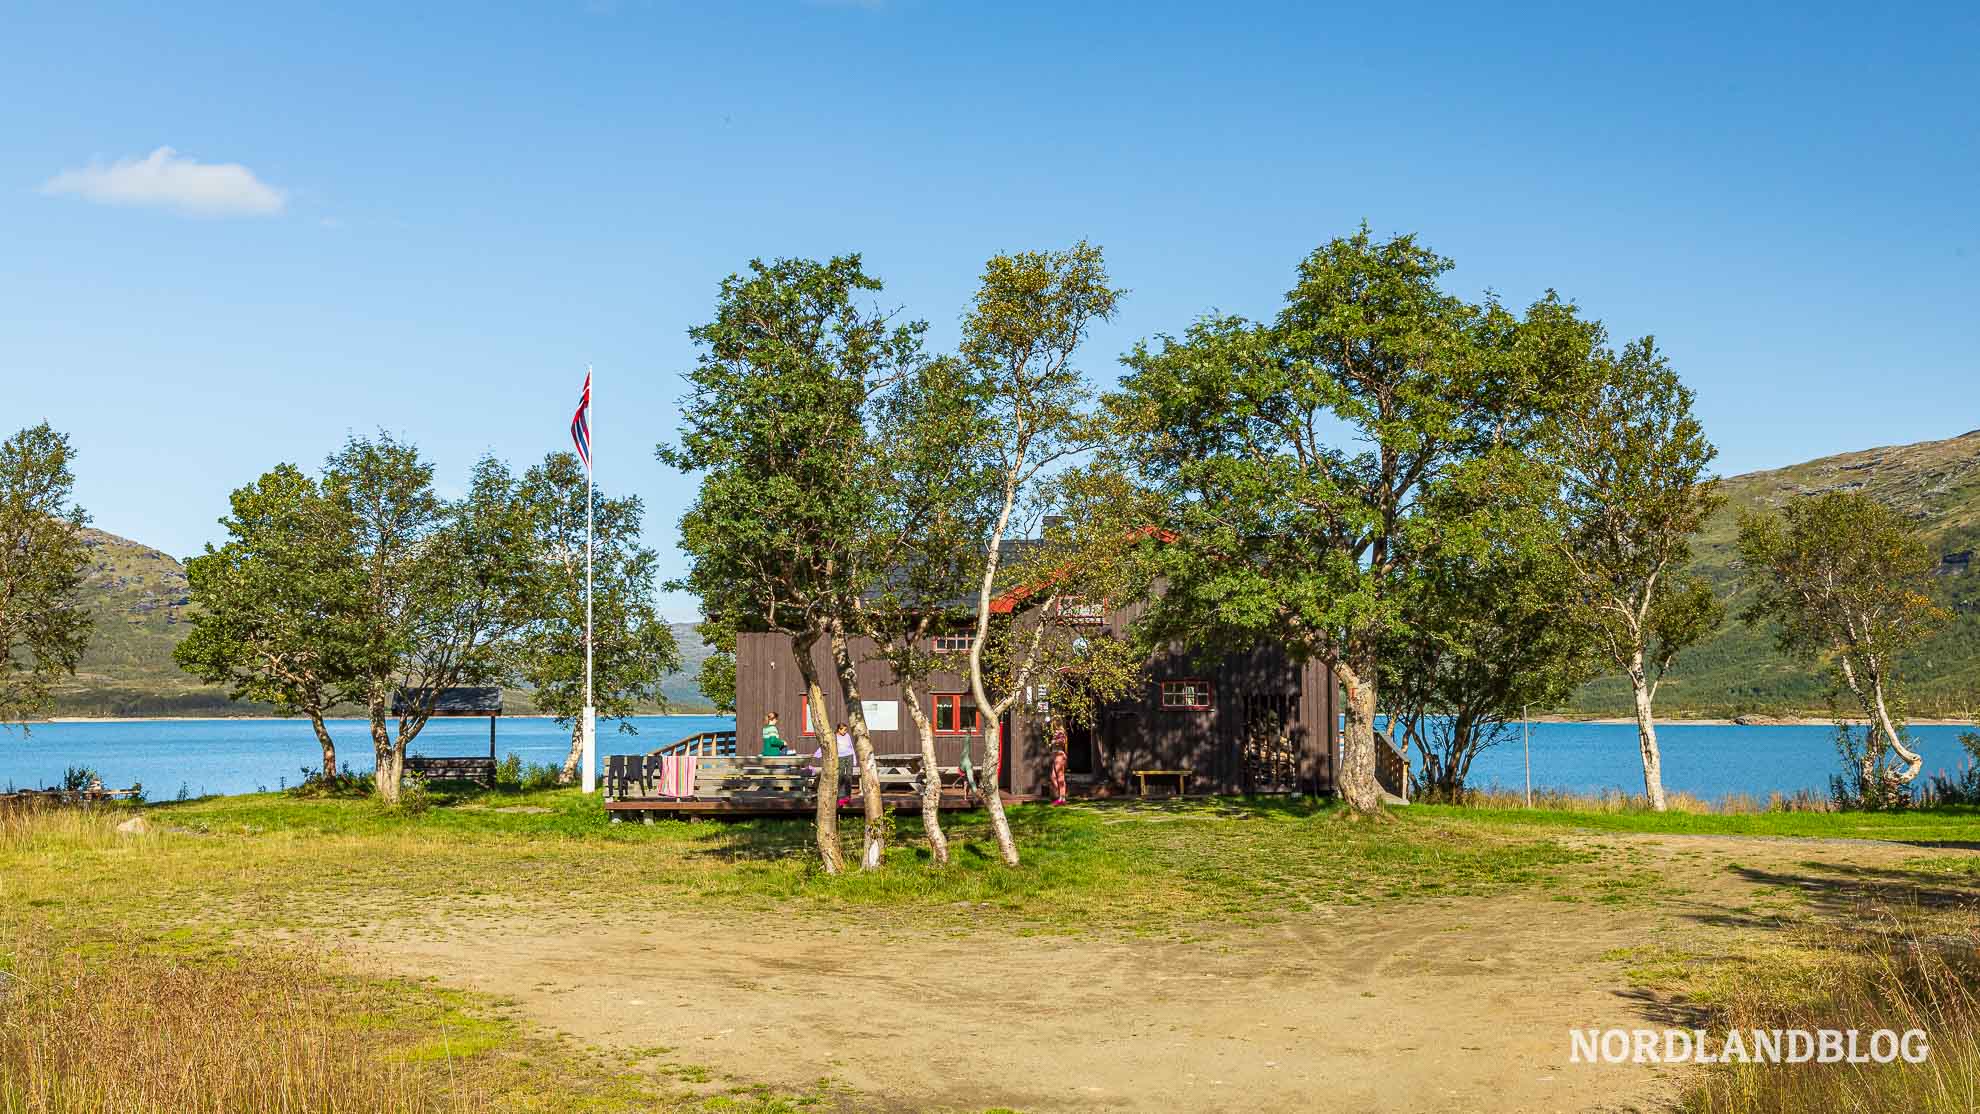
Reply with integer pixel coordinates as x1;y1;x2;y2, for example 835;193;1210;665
405;755;497;787
1133;769;1191;797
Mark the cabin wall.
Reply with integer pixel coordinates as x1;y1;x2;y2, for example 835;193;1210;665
737;618;1339;799
735;633;1010;789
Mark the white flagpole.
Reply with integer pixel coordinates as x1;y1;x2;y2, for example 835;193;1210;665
581;365;597;794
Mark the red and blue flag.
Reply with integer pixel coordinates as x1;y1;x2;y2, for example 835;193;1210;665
570;371;591;469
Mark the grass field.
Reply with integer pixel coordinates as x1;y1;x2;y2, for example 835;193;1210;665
8;786;1980;1111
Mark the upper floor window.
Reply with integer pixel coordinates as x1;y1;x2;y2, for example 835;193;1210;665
932;635;975;654
1159;679;1214;711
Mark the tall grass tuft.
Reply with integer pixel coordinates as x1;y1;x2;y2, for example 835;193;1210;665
1445;785;1837;814
0;923;492;1113
1684;910;1980;1112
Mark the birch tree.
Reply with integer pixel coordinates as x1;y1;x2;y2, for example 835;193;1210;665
1737;490;1949;802
1552;337;1722;811
176;464;359;779
958;242;1122;865
664;255;922;873
515;451;679;784
861;356;995;865
0;424;92;725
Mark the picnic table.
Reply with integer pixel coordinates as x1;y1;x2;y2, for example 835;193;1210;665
1133;769;1191;797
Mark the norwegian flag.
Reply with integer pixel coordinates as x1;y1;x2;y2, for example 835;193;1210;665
570;371;591;470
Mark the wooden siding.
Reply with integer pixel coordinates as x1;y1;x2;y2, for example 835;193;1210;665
736;610;1337;799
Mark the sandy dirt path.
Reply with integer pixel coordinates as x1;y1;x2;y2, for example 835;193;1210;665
349;832;1974;1113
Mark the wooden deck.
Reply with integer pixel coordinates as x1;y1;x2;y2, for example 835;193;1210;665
603;744;1026;818
605;787;1031;819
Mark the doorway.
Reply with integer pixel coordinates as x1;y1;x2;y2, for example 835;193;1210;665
1064;721;1095;776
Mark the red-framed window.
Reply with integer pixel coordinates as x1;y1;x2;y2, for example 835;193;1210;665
1159;679;1214;711
931;693;982;735
932;635;974;654
799;696;820;735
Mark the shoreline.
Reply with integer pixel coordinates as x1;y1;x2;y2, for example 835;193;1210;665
35;711;724;725
1531;715;1974;727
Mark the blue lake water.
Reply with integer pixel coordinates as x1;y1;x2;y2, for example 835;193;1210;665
0;715;736;798
1;715;1974;802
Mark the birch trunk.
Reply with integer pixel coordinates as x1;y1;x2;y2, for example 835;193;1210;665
792;634;844;874
306;711;338;781
559;719;583;785
900;678;949;865
1334;659;1382;813
1628;651;1668;811
369;688;402;803
829;624;887;870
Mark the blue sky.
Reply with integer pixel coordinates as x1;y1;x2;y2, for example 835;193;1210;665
5;1;1976;619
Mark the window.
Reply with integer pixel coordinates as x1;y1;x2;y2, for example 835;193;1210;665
931;693;982;735
799;696;819;735
932;635;975;654
1160;679;1213;711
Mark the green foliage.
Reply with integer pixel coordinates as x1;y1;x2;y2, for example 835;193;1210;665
1382;459;1602;798
1739;490;1951;801
661;254;924;642
174;463;358;772
1108;226;1595;807
513;452;680;738
1737;491;1949;669
1551;335;1724;687
0;423;93;723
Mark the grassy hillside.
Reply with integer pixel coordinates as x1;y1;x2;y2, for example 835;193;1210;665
45;530;717;717
1568;429;1980;718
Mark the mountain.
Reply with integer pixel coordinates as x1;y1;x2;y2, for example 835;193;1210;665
1566;429;1980;718
46;531;719;717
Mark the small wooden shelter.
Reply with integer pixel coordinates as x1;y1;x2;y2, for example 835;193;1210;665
393;686;503;786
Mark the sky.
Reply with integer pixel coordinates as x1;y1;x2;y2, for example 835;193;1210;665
5;1;1976;619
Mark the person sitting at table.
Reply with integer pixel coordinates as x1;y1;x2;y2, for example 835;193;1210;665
760;710;790;756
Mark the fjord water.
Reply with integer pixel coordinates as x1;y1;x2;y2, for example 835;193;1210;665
0;715;736;798
2;715;1975;801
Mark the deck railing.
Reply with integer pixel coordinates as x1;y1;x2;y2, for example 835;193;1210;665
648;730;738;758
1375;730;1411;803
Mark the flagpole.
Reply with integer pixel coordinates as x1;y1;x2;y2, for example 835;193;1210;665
581;365;597;794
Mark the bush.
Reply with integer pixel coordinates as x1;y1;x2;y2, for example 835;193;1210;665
60;766;102;792
394;772;433;816
1829;722;1915;811
494;752;563;792
1921;731;1980;806
286;762;373;799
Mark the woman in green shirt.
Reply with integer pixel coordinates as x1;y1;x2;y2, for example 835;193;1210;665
760;711;790;756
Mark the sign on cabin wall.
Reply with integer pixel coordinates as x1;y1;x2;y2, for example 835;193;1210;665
861;700;900;732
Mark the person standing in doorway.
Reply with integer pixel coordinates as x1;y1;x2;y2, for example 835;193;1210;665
1049;718;1069;805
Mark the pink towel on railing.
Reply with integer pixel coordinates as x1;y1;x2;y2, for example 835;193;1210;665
657;755;698;798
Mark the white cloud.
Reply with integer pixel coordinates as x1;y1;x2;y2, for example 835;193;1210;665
41;147;286;217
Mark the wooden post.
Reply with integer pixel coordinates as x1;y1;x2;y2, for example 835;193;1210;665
490;714;497;760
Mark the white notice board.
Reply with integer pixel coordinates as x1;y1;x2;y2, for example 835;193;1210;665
861;699;900;732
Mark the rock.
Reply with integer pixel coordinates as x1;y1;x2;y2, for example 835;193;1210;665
115;816;149;835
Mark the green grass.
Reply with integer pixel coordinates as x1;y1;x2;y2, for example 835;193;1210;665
1414;801;1980;842
18;788;1619;942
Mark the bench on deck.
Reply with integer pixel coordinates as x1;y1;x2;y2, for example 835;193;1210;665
1133;769;1192;797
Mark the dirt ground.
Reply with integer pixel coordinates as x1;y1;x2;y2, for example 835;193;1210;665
351;832;1977;1114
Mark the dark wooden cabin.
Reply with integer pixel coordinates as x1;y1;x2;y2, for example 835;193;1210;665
735;600;1342;800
